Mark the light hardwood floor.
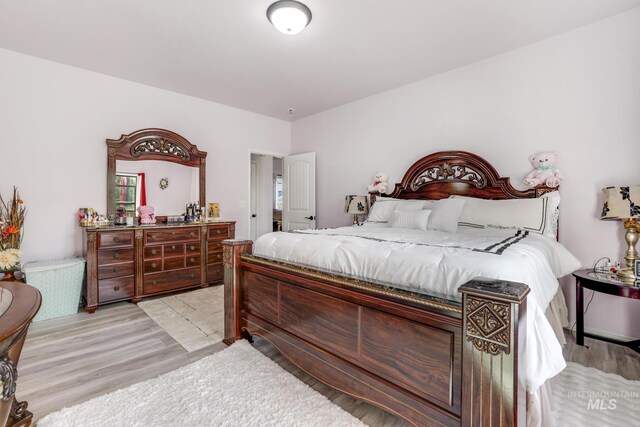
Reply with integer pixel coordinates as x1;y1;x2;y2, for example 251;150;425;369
17;290;639;426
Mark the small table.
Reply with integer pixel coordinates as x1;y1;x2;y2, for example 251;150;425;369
573;269;640;353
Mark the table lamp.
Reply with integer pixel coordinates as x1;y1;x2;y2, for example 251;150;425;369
345;195;369;226
601;185;640;282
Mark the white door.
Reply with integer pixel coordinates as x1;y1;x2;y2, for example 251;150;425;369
250;161;258;241
283;152;316;231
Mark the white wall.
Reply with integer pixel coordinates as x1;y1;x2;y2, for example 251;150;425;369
0;47;290;262
291;9;640;339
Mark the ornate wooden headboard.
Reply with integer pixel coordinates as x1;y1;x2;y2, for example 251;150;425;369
371;151;555;203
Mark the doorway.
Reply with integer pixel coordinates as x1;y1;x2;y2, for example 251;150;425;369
249;153;284;241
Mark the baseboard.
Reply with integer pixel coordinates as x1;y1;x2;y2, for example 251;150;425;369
564;326;637;342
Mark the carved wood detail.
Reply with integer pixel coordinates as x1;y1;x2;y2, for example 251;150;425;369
464;297;511;355
410;162;486;191
131;138;190;162
0;356;16;400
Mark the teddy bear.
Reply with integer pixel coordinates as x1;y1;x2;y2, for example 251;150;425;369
523;152;563;188
367;172;389;194
137;205;156;225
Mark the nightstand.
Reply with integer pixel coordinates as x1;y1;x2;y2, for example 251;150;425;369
573;269;639;353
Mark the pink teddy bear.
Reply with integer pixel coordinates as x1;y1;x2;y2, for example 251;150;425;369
523;152;563;188
137;205;156;225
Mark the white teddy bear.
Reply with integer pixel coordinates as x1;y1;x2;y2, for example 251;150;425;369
367;172;389;194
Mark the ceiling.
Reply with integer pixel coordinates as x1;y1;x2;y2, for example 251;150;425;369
1;1;639;121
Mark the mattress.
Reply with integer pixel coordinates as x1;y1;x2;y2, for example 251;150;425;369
253;224;582;393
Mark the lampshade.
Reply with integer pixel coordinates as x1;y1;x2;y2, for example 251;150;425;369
267;1;312;35
345;195;369;215
601;186;640;219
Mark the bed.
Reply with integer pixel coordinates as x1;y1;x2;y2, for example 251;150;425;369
222;151;580;426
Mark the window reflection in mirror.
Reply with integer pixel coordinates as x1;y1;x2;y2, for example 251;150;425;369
114;174;138;217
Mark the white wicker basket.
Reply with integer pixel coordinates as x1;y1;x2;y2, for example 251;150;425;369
22;258;86;322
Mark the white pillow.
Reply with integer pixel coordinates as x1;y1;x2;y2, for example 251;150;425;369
366;198;425;223
390;209;432;231
422;199;466;233
452;192;560;238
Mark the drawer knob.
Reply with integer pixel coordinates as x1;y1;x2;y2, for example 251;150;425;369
216;230;222;234
113;237;120;242
113;286;120;291
151;235;157;240
151;263;157;268
151;249;157;255
216;254;221;260
190;232;196;237
112;268;118;273
171;245;176;250
190;246;195;251
217;243;221;248
114;252;120;258
172;232;176;235
190;274;196;279
190;258;195;263
152;280;157;285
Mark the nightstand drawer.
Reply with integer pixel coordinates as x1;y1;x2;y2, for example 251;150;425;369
207;263;224;283
208;251;223;264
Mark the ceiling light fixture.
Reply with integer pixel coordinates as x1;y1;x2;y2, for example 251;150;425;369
267;1;312;35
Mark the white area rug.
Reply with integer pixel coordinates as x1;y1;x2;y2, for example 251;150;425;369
37;340;366;427
553;362;640;426
138;286;223;352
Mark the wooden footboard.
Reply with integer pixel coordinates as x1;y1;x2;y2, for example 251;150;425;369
223;240;529;426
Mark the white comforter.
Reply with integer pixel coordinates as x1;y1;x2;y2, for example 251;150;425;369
254;224;581;393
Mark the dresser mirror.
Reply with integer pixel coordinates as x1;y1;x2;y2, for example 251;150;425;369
106;128;206;218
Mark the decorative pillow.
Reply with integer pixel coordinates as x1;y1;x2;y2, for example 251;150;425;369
366;198;425;223
422;199;466;233
451;192;561;238
390;209;432;231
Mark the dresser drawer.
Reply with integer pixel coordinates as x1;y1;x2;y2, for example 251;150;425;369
145;227;199;244
163;257;185;271
163;243;184;257
98;262;134;279
144;246;162;259
208;226;230;240
207;263;224;283
208;251;224;264
98;231;134;249
144;259;162;273
98;248;134;265
207;240;224;254
143;268;201;294
186;255;201;268
186;242;200;254
99;276;134;303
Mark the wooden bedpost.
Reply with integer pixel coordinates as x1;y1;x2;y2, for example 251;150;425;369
222;239;253;345
459;279;529;427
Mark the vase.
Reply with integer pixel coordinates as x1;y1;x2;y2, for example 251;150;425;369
1;268;18;281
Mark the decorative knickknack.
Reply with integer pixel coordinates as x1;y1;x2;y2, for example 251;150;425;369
0;187;26;279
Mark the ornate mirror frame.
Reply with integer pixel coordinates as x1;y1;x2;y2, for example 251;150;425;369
106;128;207;216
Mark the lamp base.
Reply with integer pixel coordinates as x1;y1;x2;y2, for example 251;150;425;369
352;215;361;226
617;267;637;284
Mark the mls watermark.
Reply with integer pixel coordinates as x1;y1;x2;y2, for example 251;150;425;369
567;390;639;410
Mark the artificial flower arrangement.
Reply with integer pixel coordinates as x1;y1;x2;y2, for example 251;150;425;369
0;187;26;275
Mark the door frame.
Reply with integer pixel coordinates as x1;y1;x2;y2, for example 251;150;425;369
248;149;286;241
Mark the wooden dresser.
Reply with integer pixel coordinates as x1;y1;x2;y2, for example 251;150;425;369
83;221;234;313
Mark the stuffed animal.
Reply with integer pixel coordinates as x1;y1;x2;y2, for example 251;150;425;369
137;205;156;225
523;152;563;188
367;172;389;194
